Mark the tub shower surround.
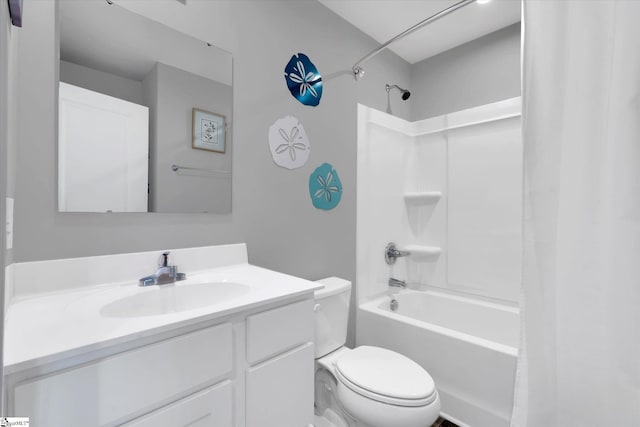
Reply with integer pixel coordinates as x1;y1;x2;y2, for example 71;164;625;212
356;99;522;427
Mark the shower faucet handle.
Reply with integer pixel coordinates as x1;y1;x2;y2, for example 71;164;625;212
385;242;411;265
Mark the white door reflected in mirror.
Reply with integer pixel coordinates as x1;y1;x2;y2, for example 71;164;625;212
58;82;149;213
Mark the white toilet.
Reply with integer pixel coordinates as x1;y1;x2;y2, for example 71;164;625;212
313;277;441;427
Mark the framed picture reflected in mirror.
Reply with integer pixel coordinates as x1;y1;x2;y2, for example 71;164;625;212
192;108;226;153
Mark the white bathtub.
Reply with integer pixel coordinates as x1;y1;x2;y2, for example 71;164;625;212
357;290;518;427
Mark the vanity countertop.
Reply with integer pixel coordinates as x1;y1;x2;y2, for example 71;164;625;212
4;263;322;374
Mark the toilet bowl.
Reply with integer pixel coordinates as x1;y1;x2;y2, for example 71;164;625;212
314;278;440;427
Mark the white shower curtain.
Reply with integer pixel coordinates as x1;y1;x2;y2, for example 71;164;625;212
513;1;640;426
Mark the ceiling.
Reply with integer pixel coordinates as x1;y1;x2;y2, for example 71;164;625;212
317;0;521;64
59;0;232;85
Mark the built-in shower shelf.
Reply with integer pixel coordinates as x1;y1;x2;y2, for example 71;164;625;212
402;245;442;260
404;192;442;205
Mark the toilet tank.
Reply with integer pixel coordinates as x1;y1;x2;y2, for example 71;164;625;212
314;277;352;358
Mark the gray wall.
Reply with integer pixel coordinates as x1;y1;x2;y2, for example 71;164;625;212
60;60;144;105
150;63;232;213
2;0;17;261
1;2;10;258
142;64;158;212
12;0;410;288
1;0;19;409
410;23;521;121
0;1;7;411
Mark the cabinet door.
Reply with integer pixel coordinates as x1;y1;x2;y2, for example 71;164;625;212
246;299;314;365
124;381;233;427
14;324;232;426
246;343;314;427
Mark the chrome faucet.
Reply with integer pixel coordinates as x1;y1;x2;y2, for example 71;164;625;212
139;252;186;286
388;278;407;289
385;242;411;265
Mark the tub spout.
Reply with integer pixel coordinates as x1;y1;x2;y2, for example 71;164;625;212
388;278;407;289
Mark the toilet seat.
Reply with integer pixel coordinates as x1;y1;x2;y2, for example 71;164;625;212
335;346;437;407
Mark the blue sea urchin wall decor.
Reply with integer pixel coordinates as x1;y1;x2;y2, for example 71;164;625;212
284;53;323;107
309;163;342;210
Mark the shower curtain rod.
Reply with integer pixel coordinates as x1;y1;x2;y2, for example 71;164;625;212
352;0;476;79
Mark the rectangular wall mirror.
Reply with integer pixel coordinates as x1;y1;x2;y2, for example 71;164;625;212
58;0;233;214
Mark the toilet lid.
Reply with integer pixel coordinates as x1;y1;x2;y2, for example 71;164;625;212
335;346;436;405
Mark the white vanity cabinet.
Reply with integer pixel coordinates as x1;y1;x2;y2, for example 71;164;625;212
5;296;315;427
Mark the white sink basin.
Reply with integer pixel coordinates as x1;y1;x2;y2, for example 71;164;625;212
100;282;250;317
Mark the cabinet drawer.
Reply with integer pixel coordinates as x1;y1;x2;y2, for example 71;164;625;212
14;323;233;426
246;343;314;427
246;299;314;365
125;381;233;427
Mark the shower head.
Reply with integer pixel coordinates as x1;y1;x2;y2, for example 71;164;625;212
386;84;411;100
385;84;410;115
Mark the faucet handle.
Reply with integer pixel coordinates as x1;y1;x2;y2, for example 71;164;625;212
385;242;411;265
158;251;170;267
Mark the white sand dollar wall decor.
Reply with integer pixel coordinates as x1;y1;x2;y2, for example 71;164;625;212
268;115;311;169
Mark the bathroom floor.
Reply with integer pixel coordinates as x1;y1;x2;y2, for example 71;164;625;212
313;415;459;427
313;415;336;427
432;418;460;427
